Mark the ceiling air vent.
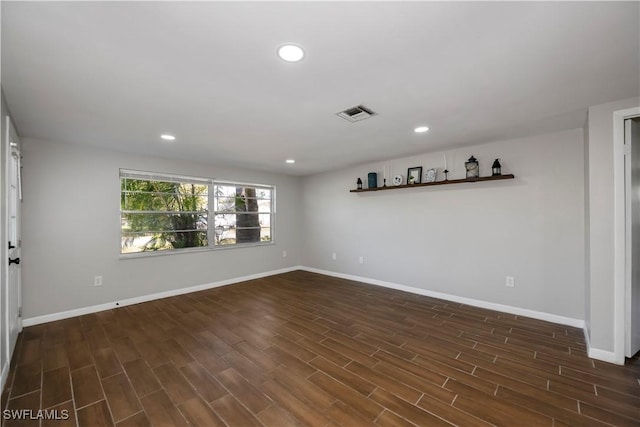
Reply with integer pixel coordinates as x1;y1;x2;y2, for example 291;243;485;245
336;104;377;123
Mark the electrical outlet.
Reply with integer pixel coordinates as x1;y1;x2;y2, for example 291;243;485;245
332;252;337;261
506;276;515;288
358;256;364;264
94;275;103;287
282;250;287;258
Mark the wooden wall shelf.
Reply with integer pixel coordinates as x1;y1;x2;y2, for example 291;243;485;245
349;174;515;193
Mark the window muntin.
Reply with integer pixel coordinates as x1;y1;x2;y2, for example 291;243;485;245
120;170;274;254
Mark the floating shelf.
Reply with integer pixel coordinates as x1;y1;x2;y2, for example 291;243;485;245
350;174;515;193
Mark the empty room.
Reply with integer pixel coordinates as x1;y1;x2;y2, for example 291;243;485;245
1;1;639;426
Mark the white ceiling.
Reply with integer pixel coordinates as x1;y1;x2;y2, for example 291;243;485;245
2;1;638;176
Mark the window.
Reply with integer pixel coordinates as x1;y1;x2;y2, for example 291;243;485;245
120;170;210;254
213;182;273;246
120;170;274;254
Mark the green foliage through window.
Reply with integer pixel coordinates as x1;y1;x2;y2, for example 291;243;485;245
120;170;274;254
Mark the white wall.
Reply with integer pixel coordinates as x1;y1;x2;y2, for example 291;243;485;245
301;129;586;320
586;97;640;353
20;138;302;319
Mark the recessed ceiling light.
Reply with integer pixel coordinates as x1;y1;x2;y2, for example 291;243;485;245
414;126;429;133
277;44;305;62
286;159;296;164
160;134;176;141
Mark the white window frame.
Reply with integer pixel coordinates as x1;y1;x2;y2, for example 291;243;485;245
120;170;275;258
212;180;276;249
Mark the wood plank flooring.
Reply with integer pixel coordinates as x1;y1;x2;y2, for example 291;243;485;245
2;270;639;426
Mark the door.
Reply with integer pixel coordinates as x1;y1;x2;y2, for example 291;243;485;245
626;117;640;358
5;116;21;359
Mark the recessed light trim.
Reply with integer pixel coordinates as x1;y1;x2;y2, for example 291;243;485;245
414;126;429;133
160;134;176;141
277;44;305;62
286;159;296;164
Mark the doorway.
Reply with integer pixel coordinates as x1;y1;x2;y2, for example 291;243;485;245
4;115;22;369
625;117;640;358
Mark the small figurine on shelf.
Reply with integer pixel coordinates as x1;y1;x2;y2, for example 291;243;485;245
425;169;436;183
357;178;363;190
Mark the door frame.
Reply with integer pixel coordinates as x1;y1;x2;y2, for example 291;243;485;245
613;106;640;363
3;115;22;383
8;122;21;336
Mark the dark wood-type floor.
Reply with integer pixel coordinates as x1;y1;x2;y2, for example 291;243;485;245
2;271;640;426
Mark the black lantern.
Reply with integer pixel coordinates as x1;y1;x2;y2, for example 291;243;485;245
491;159;502;176
357;178;363;190
465;155;479;179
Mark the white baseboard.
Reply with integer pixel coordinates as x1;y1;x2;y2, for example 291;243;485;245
22;266;302;327
587;347;621;365
300;266;586;329
583;324;624;365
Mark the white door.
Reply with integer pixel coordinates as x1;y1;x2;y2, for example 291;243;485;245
626;117;640;358
5;116;21;359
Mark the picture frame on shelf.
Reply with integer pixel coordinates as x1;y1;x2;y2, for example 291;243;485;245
425;168;436;183
407;167;422;184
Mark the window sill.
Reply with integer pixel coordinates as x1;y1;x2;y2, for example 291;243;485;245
119;241;275;260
